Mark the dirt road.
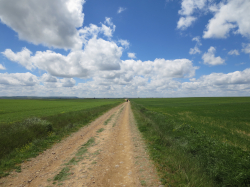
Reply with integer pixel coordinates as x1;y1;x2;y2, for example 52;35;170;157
0;102;161;187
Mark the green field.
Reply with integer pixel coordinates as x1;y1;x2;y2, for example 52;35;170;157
0;99;121;124
131;97;250;186
0;98;122;177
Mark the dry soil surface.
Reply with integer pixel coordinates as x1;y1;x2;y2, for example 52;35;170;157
0;102;162;187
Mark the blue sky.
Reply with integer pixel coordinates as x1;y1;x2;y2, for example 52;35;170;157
0;0;250;97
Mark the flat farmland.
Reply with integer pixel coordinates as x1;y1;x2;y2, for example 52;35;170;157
131;97;250;186
132;97;250;150
0;99;121;124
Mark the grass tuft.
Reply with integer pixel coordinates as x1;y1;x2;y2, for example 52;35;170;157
15;165;21;173
97;128;104;133
76;137;95;157
66;158;78;165
53;167;71;181
104;114;114;125
140;180;146;186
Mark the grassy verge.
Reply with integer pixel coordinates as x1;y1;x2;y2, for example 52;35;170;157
131;101;250;187
0;102;121;178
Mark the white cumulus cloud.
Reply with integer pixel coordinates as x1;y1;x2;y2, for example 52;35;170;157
242;43;250;54
228;50;240;55
177;0;206;30
184;68;250;88
127;53;136;59
189;36;202;54
118;39;130;49
2;48;34;70
79;17;116;44
178;0;206;16
202;69;250;85
2;67;250;97
202;46;225;66
177;16;197;30
0;64;6;70
121;58;198;79
189;47;201;54
180;68;250;97
61;78;76;87
117;7;126;14
2;37;123;78
0;72;38;86
101;17;116;37
0;0;85;49
1;68;250;97
41;73;58;82
177;0;250;39
203;0;250;38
